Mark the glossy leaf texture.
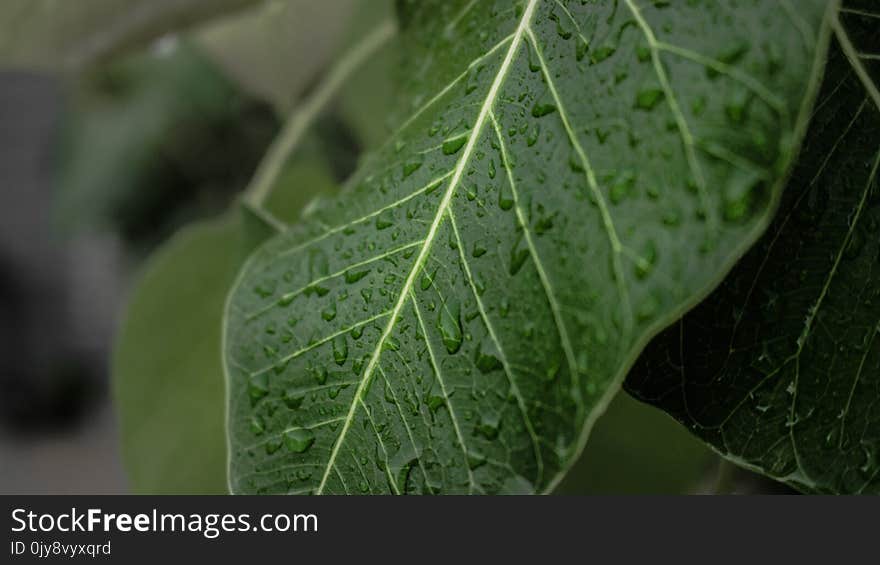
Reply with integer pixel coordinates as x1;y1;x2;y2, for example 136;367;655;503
225;0;834;494
626;2;880;494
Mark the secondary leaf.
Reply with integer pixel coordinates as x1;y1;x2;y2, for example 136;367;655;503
57;41;275;238
225;0;833;494
626;3;880;494
195;0;361;113
114;158;339;493
553;393;714;494
113;15;393;492
114;215;239;493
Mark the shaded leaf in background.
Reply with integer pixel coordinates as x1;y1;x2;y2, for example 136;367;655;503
196;0;359;114
334;0;398;150
626;4;880;494
114;155;338;493
0;0;258;71
113;2;397;493
225;0;833;494
554;393;713;494
56;41;277;244
114;215;238;493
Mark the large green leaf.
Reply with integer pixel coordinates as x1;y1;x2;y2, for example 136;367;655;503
225;0;835;494
625;3;880;495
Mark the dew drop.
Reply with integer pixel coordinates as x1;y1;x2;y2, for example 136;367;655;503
498;183;514;210
442;132;469;155
333;334;348;365
248;372;270;405
526;123;540;146
376;209;394;230
283;388;305;410
637;295;660;321
424;394;445;413
438;300;463;354
475;413;501;440
265;436;283;455
310;364;328;385
635;241;658;280
467;451;487;470
634;87;664;110
322;301;337;321
609;170;636;204
284;428;315;453
403;157;423;177
345;268;370;284
590;45;616;64
474;339;502;373
531;101;557;118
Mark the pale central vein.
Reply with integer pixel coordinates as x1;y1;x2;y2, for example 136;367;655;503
315;0;540;494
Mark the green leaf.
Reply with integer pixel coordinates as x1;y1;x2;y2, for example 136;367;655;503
0;0;259;71
114;215;239;493
225;0;834;494
626;5;880;495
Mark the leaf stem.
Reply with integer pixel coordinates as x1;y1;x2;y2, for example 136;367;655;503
243;18;397;216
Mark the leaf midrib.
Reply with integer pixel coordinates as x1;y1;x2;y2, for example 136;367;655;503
314;0;541;494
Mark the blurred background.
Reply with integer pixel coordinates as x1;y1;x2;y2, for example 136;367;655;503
0;0;789;494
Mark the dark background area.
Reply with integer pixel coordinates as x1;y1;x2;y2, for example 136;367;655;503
0;72;126;492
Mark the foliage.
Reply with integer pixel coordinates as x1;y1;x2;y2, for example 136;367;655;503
223;0;834;493
626;6;880;494
11;0;875;494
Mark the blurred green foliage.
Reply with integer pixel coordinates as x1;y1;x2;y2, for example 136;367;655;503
56;41;278;245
